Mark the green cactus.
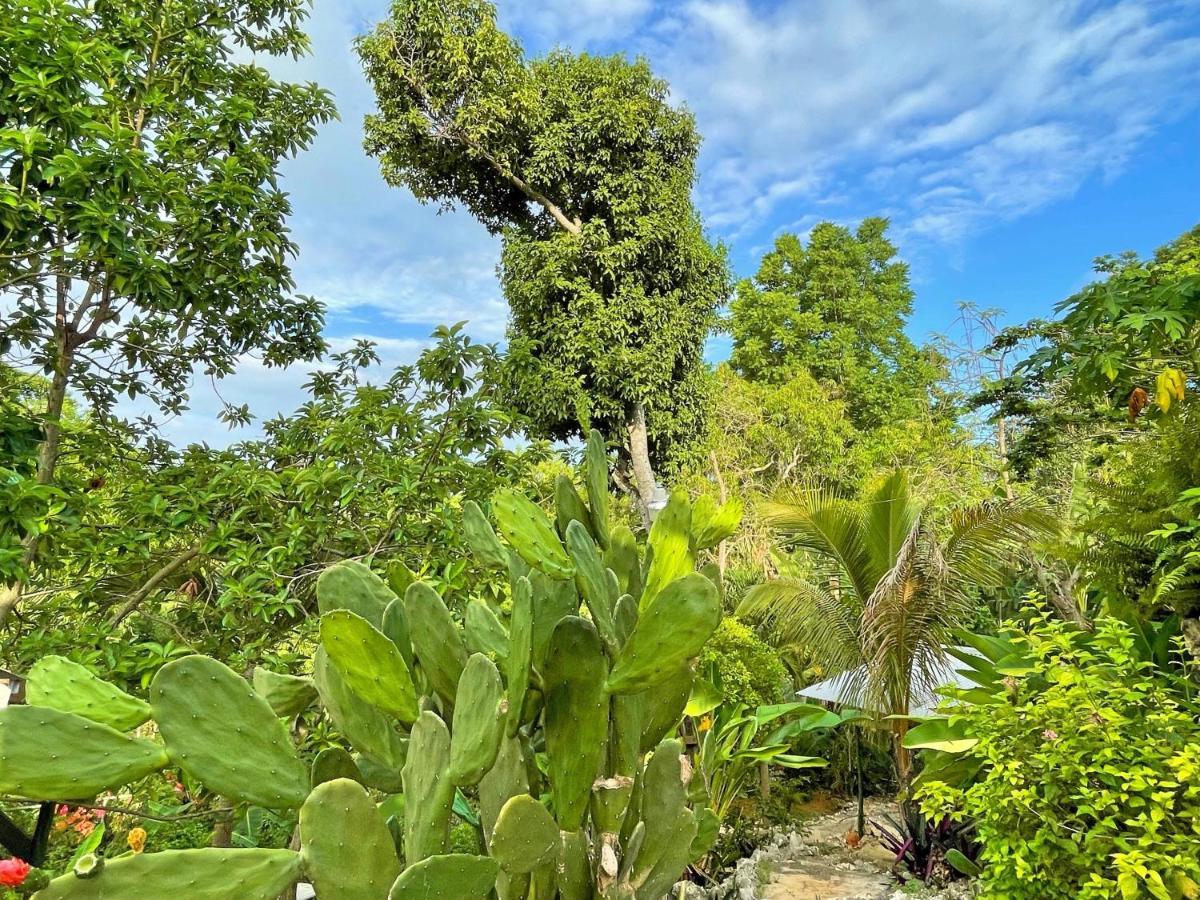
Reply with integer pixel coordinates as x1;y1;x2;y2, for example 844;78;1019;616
401;711;455;864
14;427;770;900
503;576;534;738
404;581;468;704
0;706;167;799
464;599;509;663
316;559;396;628
606;573;720;694
544;616;609;830
387;854;499;900
447;654;505;786
150;655;309;809
312;647;408;772
300;778;401;899
25;655;152;732
310;746;363;788
462;499;509;571
492;490;575;579
35;849;302;899
488;794;558;875
555;474;595;539
320;609;419;722
584;429;611;549
251;667;317;718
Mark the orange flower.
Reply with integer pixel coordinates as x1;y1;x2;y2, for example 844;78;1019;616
128;827;147;854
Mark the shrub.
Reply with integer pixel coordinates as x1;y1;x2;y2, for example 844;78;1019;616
699;617;789;708
917;617;1200;899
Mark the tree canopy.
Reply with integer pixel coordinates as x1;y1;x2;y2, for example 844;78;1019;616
0;0;336;622
357;0;729;514
729;218;939;430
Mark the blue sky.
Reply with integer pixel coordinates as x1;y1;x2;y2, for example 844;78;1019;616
156;0;1200;444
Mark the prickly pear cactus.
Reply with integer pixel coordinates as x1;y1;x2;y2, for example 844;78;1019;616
11;428;746;900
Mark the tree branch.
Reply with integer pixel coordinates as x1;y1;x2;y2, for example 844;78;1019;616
106;542;204;628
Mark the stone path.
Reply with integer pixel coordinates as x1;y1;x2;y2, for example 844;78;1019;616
759;799;897;900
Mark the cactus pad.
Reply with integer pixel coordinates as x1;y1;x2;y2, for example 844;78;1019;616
251;668;317;718
464;600;509;663
312;648;407;771
640;490;694;608
606;573;719;694
320;610;419;722
387;853;499;900
310;746;363;788
554;474;594;539
316;559;395;628
463;500;509;570
492;490;574;579
584;428;610;549
0;706;167;800
300;778;401;899
564;520;619;650
488;794;558;874
448;654;505;786
544;616;608;829
503;576;533;737
35;848;302;899
404;582;468;704
402;711;455;863
150;655;309;809
25;656;151;732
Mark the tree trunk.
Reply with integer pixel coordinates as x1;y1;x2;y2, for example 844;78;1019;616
0;318;74;626
625;403;657;529
757;761;770;799
210;814;233;848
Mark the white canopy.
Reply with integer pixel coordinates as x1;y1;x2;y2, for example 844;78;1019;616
795;647;981;717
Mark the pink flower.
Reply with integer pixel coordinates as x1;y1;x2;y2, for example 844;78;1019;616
1042;729;1059;742
0;858;31;887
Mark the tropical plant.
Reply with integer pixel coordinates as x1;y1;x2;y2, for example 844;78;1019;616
357;0;730;520
870;803;979;885
739;470;1054;786
690;698;833;821
0;0;336;624
915;616;1200;899
0;431;743;898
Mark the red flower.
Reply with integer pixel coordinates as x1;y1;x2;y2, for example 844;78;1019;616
0;858;31;887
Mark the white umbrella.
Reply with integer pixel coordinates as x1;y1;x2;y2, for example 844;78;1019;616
795;647;981;717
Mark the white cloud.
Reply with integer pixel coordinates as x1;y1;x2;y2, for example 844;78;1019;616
638;0;1200;242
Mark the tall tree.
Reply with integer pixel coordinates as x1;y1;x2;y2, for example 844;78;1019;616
0;0;335;623
357;0;729;521
729;218;939;430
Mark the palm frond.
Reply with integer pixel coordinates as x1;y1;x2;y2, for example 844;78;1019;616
861;470;922;587
759;484;876;603
943;496;1057;591
739;578;863;679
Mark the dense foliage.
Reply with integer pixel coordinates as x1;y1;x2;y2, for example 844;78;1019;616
0;0;336;623
918;617;1200;899
2;0;1199;895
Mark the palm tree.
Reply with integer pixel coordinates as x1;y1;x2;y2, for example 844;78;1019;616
739;470;1054;789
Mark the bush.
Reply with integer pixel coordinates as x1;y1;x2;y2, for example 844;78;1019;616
917;618;1200;899
699;617;788;708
